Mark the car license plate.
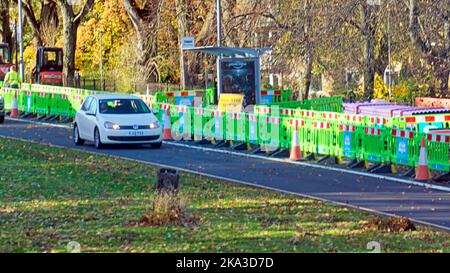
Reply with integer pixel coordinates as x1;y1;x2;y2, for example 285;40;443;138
129;131;144;136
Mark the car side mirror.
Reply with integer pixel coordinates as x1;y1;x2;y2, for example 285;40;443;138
152;109;159;115
86;110;96;116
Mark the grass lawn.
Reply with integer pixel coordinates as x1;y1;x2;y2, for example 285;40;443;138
0;137;449;253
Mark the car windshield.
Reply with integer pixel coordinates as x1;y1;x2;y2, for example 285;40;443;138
99;99;151;114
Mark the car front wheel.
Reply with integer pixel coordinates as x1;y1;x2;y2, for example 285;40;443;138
94;128;104;149
73;124;85;146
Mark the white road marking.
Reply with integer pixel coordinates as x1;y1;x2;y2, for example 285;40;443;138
2;133;450;232
6;117;71;129
5;117;450;193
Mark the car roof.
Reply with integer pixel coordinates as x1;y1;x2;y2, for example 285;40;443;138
89;94;141;100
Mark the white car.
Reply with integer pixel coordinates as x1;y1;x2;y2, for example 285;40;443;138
73;94;162;149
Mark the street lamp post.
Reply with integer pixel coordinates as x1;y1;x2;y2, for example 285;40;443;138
17;0;24;80
99;31;103;90
387;2;392;101
216;0;222;98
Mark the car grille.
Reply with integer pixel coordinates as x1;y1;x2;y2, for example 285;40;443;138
107;135;160;142
119;125;153;130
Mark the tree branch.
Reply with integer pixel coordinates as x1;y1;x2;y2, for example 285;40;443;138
22;0;43;45
74;0;95;25
121;0;142;32
408;0;433;55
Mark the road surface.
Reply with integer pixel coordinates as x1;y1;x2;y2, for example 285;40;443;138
1;118;450;230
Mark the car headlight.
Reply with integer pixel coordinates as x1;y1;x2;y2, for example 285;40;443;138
149;120;161;129
104;121;120;130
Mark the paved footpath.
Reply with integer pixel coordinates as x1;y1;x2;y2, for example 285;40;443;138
1;118;450;230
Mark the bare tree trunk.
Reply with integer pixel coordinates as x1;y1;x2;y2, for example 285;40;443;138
57;0;95;87
176;0;188;87
375;33;388;77
22;0;43;48
361;3;377;101
302;0;313;100
122;0;161;85
41;0;59;46
62;18;77;86
302;55;313;100
0;0;13;50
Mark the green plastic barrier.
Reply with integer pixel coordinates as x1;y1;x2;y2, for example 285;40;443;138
58;93;72;117
343;113;366;126
426;133;450;172
0;87;15;110
201;108;225;142
319;111;344;123
49;93;60;116
193;107;205;141
69;93;85;117
393;114;449;133
279;117;292;149
258;115;281;150
157;104;171;127
255;105;297;117
309;97;343;113
361;127;390;163
18;90;34;113
260;89;293;104
155;89;215;107
300;110;318;121
390;129;419;167
170;105;193;140
21;83;32;91
338;124;363;160
300;119;315;154
34;91;50;115
311;121;334;156
366;116;393;128
245;113;259;145
225;112;246;142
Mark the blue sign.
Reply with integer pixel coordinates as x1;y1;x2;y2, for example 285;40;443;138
260;96;273;105
343;132;352;152
396;137;409;164
176;96;194;106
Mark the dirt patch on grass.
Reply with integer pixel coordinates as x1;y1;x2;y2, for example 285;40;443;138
363;216;416;232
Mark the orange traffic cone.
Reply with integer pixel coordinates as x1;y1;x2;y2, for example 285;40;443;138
163;110;172;140
290;126;302;161
10;91;19;118
416;137;431;181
